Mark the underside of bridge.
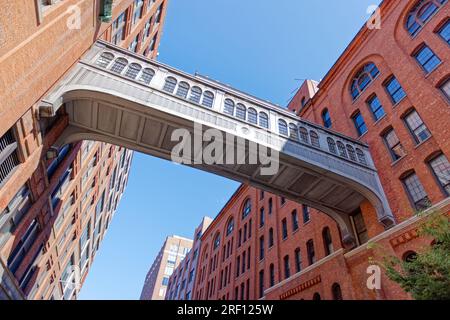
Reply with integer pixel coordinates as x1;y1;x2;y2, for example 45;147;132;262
39;41;396;248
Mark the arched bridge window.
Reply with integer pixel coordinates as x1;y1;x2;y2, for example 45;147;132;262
406;0;447;36
350;62;380;100
224;99;235;116
110;57;128;74
176;81;190;98
299;127;309;144
310;131;320;147
139;68;155;84
259;112;269;129
236;103;246;120
337;141;348;158
278;119;288;136
327;138;337;154
96;52;114;68
189;86;202;104
356;149;367;165
163;76;177;93
125;63;142;79
289;123;299;140
201;91;215;108
248;108;257;125
347;145;357;161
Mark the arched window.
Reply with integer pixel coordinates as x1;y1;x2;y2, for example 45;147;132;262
299;127;309;144
269;264;275;287
406;0;447;36
322;227;333;256
259;112;269;128
124;63;142;79
139;68;155;84
332;283;343;300
312;292;321;300
214;233;221;250
337;142;348;158
283;255;290;279
176;81;190;98
242;199;251;220
189;86;202;104
268;228;274;247
310;131;320;147
226;218;234;236
306;239;315;266
236;103;246;120
110;57;128;74
294;248;302;273
346;145;357;161
224;99;235;116
322;109;332;128
163;76;177;93
301;97;307;107
96;52;114;68
350;63;380;100
202;91;215;108
278;119;288;136
327;138;337;154
248;108;257;124
289;124;299;140
356;149;367;165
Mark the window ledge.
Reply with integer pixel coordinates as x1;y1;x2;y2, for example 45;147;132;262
390;155;407;167
424;62;443;79
372;114;387;127
391;95;407;108
413;135;433;150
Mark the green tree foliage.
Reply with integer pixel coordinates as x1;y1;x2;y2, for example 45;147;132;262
381;211;450;300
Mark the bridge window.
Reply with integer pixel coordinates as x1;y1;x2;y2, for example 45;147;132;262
406;0;446;36
236;103;246;120
248;108;257;125
299;127;309;144
289;124;298;140
96;52;114;68
278;119;288;136
124;63;142;79
259;112;269;128
322;227;333;256
356;149;367;165
310;131;320;147
346;145;357;161
322;109;332;128
202;91;215;108
242;199;251;220
327;138;337;154
176;81;190;98
110;57;128;74
224;99;235;116
163;77;177;93
337;142;348;158
350;62;380;100
189;86;202;103
139;68;155;84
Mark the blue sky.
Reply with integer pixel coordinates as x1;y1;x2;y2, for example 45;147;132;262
79;0;381;300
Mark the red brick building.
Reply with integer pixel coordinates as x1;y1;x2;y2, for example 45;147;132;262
182;0;450;300
0;0;167;299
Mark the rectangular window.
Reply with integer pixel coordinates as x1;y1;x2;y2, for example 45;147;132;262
283;256;290;279
352;111;368;136
7;219;40;274
0;129;20;186
385;77;406;104
350;210;368;246
259;270;264;299
306;240;315;266
414;45;441;73
295;249;302;273
429;154;450;196
383;129;407;161
162;277;169;286
403;110;431;144
302;205;310;223
367;95;386;121
281;218;288;239
402;173;430;210
440;79;450;102
438;20;450;44
259;236;264;260
259;208;265;228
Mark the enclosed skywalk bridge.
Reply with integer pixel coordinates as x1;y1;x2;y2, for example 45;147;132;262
39;41;395;247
